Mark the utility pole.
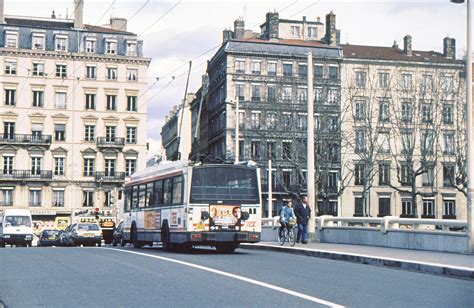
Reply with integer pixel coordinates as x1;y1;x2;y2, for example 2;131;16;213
235;97;240;163
307;52;316;233
268;159;272;218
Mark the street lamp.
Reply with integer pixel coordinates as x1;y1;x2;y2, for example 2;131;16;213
451;0;473;252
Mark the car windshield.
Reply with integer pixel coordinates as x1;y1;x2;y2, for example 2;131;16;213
5;215;32;227
78;224;100;231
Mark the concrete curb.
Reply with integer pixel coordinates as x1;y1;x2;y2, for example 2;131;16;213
240;243;474;280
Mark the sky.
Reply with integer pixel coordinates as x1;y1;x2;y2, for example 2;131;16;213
4;0;470;156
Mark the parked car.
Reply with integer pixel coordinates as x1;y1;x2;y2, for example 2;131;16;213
66;223;103;247
38;229;61;246
112;221;126;247
59;224;75;246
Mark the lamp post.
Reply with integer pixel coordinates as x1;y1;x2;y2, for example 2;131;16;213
451;0;473;252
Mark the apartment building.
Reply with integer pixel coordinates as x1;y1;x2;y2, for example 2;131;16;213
0;0;150;229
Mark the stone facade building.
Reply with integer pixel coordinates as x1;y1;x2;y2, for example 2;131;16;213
0;0;150;230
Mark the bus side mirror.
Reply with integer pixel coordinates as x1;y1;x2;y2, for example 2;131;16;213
201;211;210;220
241;212;249;221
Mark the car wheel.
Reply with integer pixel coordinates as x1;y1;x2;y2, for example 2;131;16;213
131;224;143;248
98;242;102;247
161;221;172;251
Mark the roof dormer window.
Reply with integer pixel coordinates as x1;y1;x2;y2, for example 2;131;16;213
126;41;137;56
55;35;68;52
5;31;18;48
105;39;117;55
291;26;300;38
32;33;45;50
85;38;96;53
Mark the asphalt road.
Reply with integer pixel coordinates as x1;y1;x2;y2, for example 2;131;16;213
0;245;473;307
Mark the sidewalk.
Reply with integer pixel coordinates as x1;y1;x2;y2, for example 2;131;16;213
240;241;474;280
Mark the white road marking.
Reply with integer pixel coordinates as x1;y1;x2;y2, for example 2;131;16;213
101;247;344;307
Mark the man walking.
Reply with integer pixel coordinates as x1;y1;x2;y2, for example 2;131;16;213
294;195;311;244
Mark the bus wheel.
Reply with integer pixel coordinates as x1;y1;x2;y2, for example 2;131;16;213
216;243;239;253
161;222;172;251
131;225;142;249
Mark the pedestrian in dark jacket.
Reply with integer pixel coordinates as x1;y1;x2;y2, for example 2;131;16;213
294;195;311;244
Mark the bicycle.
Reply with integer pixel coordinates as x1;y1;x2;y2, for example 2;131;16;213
277;221;296;246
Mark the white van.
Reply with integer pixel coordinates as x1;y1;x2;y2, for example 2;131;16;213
0;209;34;247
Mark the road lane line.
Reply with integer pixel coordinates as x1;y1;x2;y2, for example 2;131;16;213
100;248;344;307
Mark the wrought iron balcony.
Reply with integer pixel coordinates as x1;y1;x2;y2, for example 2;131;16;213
0;134;52;146
97;137;125;149
0;170;53;181
95;172;126;182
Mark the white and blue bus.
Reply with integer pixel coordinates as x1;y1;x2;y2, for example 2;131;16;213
122;160;261;252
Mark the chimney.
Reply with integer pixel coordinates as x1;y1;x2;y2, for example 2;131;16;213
266;12;279;40
222;29;233;43
51;10;56;19
0;0;4;24
403;35;412;56
392;40;398;49
325;11;337;46
73;0;84;29
234;19;245;39
443;37;456;59
110;17;127;32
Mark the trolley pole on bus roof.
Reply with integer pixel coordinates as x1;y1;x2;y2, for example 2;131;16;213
307;52;316;233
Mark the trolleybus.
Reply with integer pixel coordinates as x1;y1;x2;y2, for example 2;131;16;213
122;160;262;252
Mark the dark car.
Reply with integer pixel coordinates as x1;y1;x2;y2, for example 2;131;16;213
112;222;126;247
39;229;61;246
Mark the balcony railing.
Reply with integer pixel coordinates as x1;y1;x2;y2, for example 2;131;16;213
97;137;125;149
95;172;126;182
0;170;53;180
0;134;52;146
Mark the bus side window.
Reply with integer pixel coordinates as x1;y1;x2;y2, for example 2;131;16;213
124;188;131;212
139;184;146;208
172;176;183;204
146;182;154;207
154;180;163;207
163;178;173;204
132;185;139;208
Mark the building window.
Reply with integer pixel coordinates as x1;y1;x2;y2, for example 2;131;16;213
355;71;367;88
378;72;389;89
308;27;317;38
5;61;16;75
86;65;96;79
56;64;67;78
354;197;364;216
54;157;65;176
355;130;366;153
267;84;276;101
105;159;116;176
127;68;138;81
85;39;96;53
421;102;433;123
251;112;260;129
83;191;94;207
85;93;96;110
1;189;13;206
283;63;292;77
443;104;453;124
379;162;390;185
421;131;434;156
53;190;65;207
29;190;41;207
328;66;339;79
422;164;434;187
31;157;42;176
422;199;435;218
314;65;323;79
290;26;300;37
266;141;276;159
267;113;277;130
239;111;245;128
297;114;307;131
3;156;13;175
401;73;412;90
251;61;261;74
106;95;116;111
251;85;261;102
401;132;413;154
282;170;291;187
105;126;116;142
55;124;66;142
105;40;117;55
3;122;14;140
401;102;413;123
4;89;16;106
84;125;95;142
297;88;307;103
421;74;433;92
401;198;413;217
235;60;245;74
282;141;292;159
354;100;367;120
442;75;454;93
283;113;291;130
443;132;455;155
83;158;95;176
125;159;136;177
127;96;137;111
298;64;307;78
379;101;390;122
107;67;117;80
267;62;277;76
443;200;456;218
55;36;68;51
32;63;45;76
282;86;292;102
250;141;260;159
126;41;137;56
5;31;18;48
400;162;411;186
126;127;137;144
55;92;67;109
239;140;245;159
354;163;366;185
236;84;245;101
443;163;455;187
378;197;391;217
327;89;338;105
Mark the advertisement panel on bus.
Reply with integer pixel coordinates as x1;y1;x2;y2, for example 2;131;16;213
209;205;241;231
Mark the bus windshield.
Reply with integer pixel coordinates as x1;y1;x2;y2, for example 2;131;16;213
190;166;259;203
